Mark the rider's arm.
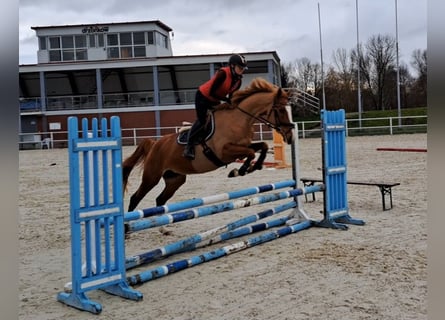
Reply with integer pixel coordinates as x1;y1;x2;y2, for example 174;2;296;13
209;70;230;102
228;79;242;100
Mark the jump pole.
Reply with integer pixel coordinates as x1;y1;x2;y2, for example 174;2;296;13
123;179;297;221
125;184;320;233
376;147;427;152
125;184;322;270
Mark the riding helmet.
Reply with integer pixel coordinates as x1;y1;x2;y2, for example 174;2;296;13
229;54;248;69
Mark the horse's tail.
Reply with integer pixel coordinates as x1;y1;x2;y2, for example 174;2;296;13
122;138;156;193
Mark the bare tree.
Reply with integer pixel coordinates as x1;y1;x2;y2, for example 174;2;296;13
367;35;396;110
291;58;314;92
331;48;355;110
410;49;427;106
351;35;396;110
411;49;427;78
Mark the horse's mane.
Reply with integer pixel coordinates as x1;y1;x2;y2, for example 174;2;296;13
230;77;279;107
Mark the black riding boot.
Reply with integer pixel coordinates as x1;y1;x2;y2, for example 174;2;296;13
183;122;202;160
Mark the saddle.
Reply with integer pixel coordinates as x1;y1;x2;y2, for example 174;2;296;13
176;112;216;145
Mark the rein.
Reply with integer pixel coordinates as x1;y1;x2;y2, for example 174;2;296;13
234;104;295;133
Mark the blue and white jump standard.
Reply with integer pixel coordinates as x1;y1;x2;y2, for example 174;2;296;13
57;110;364;314
56;117;143;314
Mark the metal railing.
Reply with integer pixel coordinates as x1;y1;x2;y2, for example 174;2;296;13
297;115;427;138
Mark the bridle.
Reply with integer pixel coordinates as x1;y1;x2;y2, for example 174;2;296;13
234;103;295;134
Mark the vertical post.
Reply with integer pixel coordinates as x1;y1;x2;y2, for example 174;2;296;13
152;65;161;138
95;68;103;109
289;109;311;223
395;0;402;127
317;3;326;110
315;109;365;230
57;116;142;314
356;0;363;128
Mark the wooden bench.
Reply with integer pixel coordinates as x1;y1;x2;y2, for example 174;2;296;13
300;177;400;211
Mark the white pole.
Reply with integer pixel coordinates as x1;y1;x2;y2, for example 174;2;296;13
64;131;96;293
395;0;402;127
356;0;362;128
318;3;326;110
86;132;97;276
288;118;311;225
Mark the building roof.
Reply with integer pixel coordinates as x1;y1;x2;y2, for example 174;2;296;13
31;20;173;32
19;51;280;70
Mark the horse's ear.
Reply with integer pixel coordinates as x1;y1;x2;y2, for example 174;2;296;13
282;88;292;99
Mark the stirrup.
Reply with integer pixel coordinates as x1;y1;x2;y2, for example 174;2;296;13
183;145;195;160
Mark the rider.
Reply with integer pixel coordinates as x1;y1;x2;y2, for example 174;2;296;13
183;54;248;160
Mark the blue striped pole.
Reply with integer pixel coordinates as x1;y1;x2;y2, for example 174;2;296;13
125;200;298;270
126;220;313;286
126;185;321;233
193;213;291;249
124;179;296;221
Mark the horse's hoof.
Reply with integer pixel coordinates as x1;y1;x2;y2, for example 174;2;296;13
228;169;238;178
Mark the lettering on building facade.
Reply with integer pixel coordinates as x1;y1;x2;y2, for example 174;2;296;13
82;26;109;33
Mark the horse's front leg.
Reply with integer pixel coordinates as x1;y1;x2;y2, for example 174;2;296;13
246;142;269;173
223;142;268;178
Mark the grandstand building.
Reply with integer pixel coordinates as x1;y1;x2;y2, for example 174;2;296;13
19;20;283;148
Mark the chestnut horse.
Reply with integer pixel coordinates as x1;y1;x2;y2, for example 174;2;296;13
123;78;294;211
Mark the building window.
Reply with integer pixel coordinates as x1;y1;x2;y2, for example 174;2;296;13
48;35;88;62
39;37;47;50
147;31;154;45
106;31;150;59
155;32;168;49
120;47;132;58
98;34;105;47
88;35;96;48
107;47;120;59
62;36;74;48
49;50;61;62
133;32;146;57
62;50;75;61
75;35;87;48
49;37;61;49
134;46;146;57
76;49;88;60
119;33;132;46
133;32;145;45
107;34;118;46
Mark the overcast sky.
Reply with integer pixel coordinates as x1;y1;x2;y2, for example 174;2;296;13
19;0;426;74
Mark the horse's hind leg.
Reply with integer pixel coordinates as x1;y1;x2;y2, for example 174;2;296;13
156;170;187;206
128;172;162;212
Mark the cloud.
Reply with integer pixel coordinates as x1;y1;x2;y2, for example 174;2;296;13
19;0;426;70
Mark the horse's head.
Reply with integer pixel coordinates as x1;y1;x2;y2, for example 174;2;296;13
267;88;294;144
232;78;294;144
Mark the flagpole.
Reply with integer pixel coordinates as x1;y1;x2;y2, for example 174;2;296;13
395;0;401;127
356;0;362;128
318;2;326;110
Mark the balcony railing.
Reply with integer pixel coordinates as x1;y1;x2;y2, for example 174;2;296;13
20;89;197;113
